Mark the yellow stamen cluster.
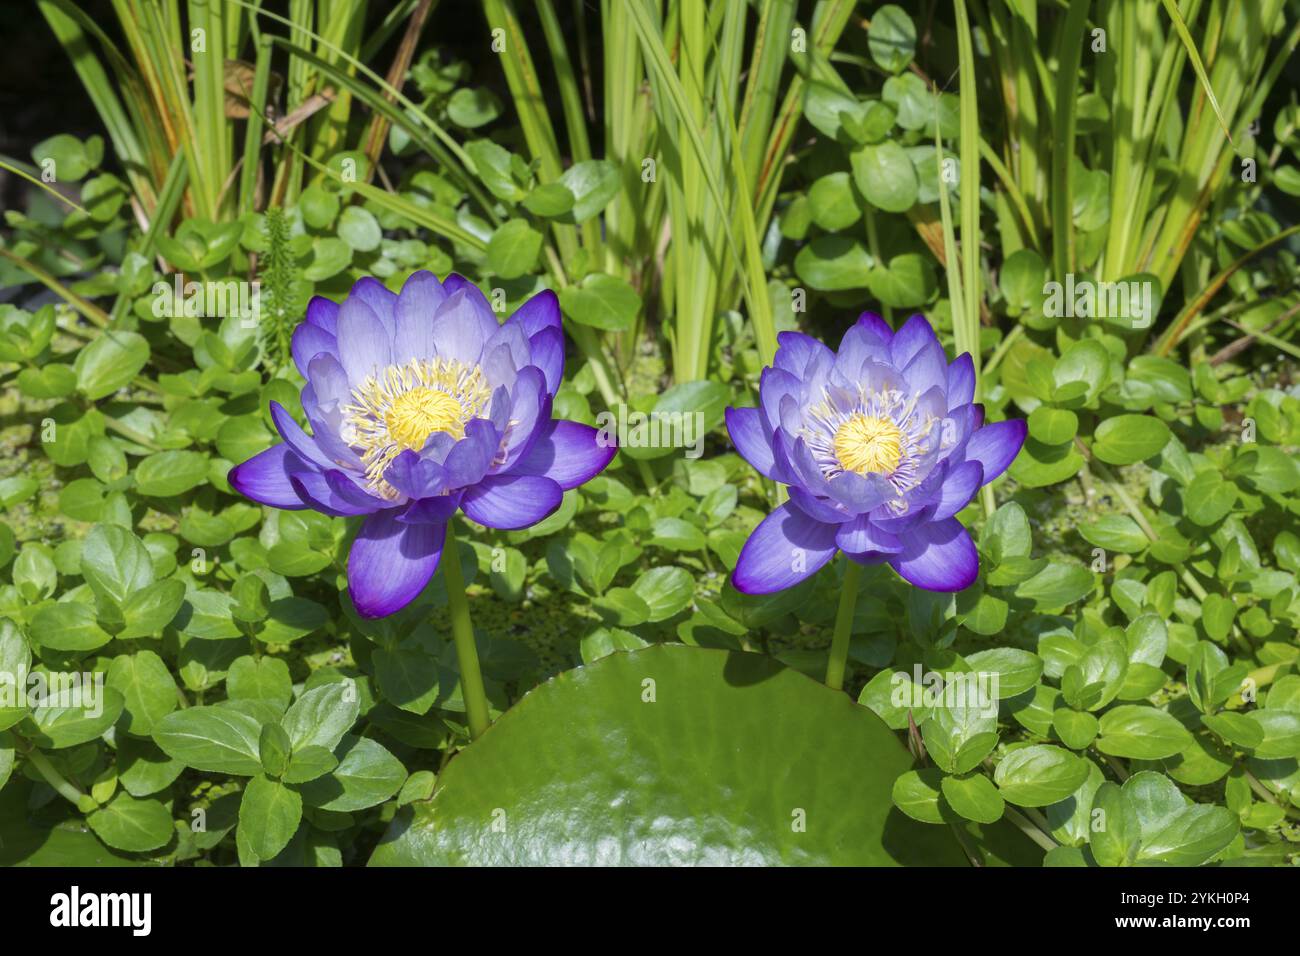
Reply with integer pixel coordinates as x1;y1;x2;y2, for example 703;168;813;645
343;357;490;498
833;414;903;476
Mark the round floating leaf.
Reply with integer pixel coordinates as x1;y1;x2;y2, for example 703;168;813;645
153;706;264;775
851;141;918;213
299;736;407;811
134;450;209;497
867;4;917;73
557;159;620;223
794;236;872;291
1091;414;1172;465
485;218;543;279
808;172;861;231
447;87;503;128
338;206;382;252
86;793;174;853
239;774;302;861
371;645;971;865
941;773;1005;824
1096;705;1194;760
993;744;1091;807
75;330;148;401
558;272;641;331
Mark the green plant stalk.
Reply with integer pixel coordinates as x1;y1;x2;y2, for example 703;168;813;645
38;0;157;209
1049;0;1091;280
24;747;88;807
238;35;274;216
825;558;863;691
442;520;490;741
0;249;110;328
1003;805;1057;851
953;0;981;368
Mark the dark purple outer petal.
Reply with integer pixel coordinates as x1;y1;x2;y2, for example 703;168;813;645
966;418;1028;484
887;517;978;591
933;460;983;520
724;406;777;480
461;474;563;530
946;353;975;408
507;419;615;490
228;444;306;509
305;296;339;334
731;501;839;594
289;469;378;517
527;326;565;395
348;510;446;618
509;288;562;337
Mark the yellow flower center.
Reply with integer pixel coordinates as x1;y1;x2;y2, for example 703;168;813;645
342;357;492;499
385;387;465;450
833;414;902;476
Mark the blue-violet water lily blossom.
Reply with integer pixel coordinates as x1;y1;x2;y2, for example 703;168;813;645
725;313;1026;594
229;272;616;618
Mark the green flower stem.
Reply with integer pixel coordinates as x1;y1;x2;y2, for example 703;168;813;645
1003;806;1058;852
442;519;490;741
825;557;864;691
24;747;87;807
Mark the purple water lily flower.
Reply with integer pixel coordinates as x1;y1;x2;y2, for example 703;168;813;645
725;313;1026;594
229;272;616;618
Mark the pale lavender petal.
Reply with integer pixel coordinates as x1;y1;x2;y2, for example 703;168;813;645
498;367;548;468
759;366;804;434
774;331;834;379
349;276;398;336
301;383;361;470
853;311;894;344
292;323;337;378
306;353;351;412
835;318;892;379
443;274;501;330
836;514;903;554
385;450;447;500
888;517;978;591
732;502;839;595
337;297;391;385
430;290;490;366
826;470;896;515
461;474;563;529
787;485;851;524
901;339;948;396
392;270;447;365
481;321;530;385
889;313;937;368
347;510;445;618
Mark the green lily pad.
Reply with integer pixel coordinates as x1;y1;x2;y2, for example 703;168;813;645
371;645;974;866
